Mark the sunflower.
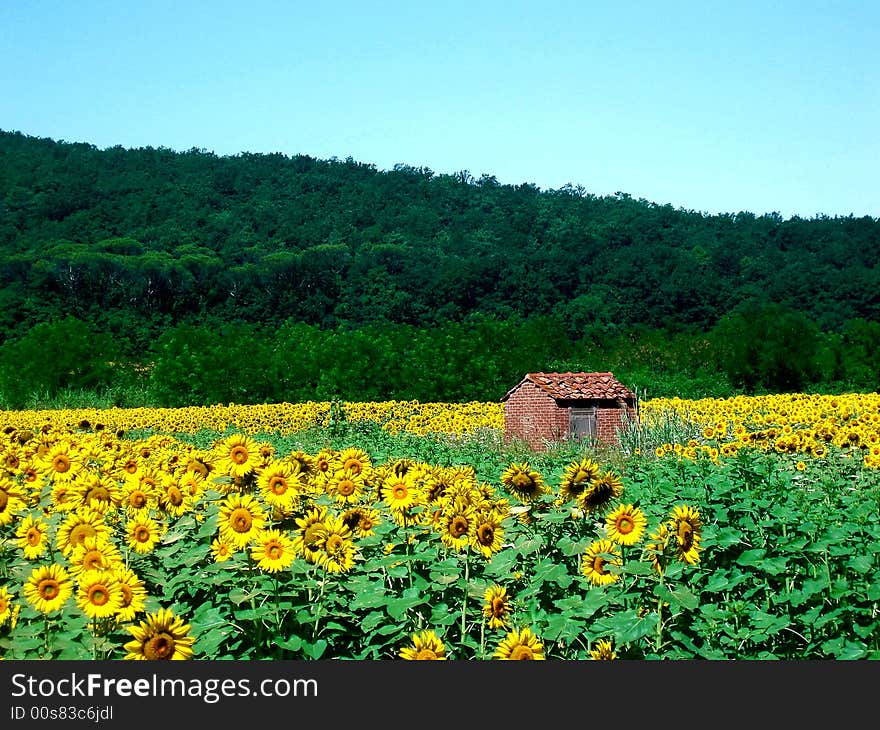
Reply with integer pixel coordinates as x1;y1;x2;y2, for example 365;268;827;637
605;504;648;546
0;586;13;626
315;515;357;574
157;480;192;519
48;482;76;513
380;474;423;514
123;608;195;660
500;462;549;504
578;470;624;515
311;448;339;485
323;467;365;507
493;627;545;660
37;442;81;483
125;515;162;555
439;500;477;552
55;508;111;556
121;480;159;516
68;536;123;578
76;570;124;620
257;441;275;467
668;505;703;565
338;447;371;476
73;473;121;514
250;529;296;573
399;630;447;660
482;585;512;630
210;537;235;563
214;434;261;479
590;639;616;660
292;506;329;564
286;450;314;479
23;564;73;614
178;471;206;501
471;510;505;559
581;539;622;587
217;493;267;549
643;522;672;575
15;513;49;559
257;461;302;513
114;567;148;622
341;506;382;538
558;458;601;503
0;479;25;526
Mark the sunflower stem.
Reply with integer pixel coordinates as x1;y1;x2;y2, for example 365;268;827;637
312;571;327;641
43;615;51;659
655;573;665;654
460;551;469;649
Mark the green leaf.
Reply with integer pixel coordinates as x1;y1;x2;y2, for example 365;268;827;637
847;554;873;574
301;639;327;659
822;637;868;660
736;548;767;567
597;609;659;644
758;556;789;576
275;635;303;653
709;526;745;548
516;537;544;556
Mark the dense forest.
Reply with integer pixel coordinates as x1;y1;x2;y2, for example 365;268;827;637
1;129;879;407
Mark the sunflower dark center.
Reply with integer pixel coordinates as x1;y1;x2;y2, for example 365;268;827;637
135;527;151;543
450;516;469;537
338;480;355;496
145;633;175;660
27;528;41;546
392;486;407;500
617;517;634;534
53;455;71;473
478;524;494;543
510;645;534;660
269;477;287;495
267;543;282;560
130;491;147;508
84;551;105;570
230;447;249;465
86;487;110;503
512;474;533;490
0;490;8;510
40;580;59;599
678;523;694;551
69;524;96;546
88;586;109;606
492;598;506;617
230;508;252;532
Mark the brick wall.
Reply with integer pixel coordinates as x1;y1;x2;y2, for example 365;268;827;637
504;384;636;450
596;404;636;445
503;381;568;450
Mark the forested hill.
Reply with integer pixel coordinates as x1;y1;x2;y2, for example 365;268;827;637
2;129;879;344
2;129;880;407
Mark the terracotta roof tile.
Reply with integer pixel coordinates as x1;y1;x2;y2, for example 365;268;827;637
502;372;636;402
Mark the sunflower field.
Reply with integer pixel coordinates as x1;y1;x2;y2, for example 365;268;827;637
0;395;878;660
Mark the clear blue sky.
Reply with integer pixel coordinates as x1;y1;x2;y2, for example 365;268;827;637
2;0;877;219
